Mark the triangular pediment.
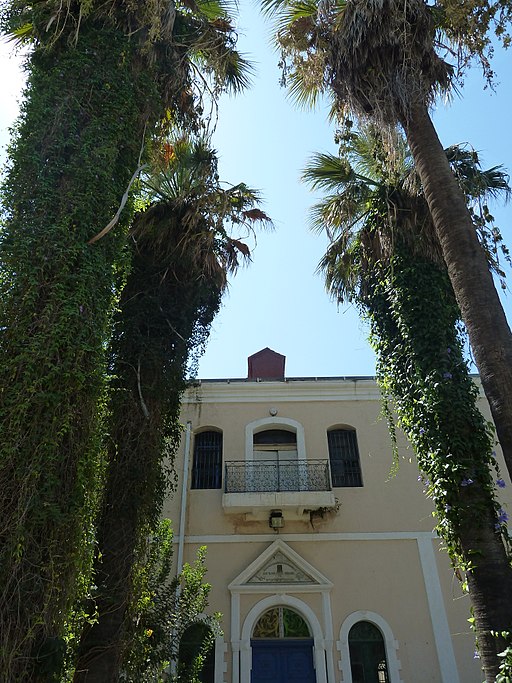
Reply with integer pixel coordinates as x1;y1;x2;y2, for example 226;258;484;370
229;540;332;592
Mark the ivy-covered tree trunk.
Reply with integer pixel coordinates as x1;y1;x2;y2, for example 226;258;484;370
74;224;222;681
0;26;158;681
367;253;512;681
402;103;512;490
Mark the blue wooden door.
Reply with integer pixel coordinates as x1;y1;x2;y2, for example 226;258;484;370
251;639;315;683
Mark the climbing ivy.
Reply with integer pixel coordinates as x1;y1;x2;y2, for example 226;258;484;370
0;0;252;674
0;23;159;680
363;248;512;671
305;127;512;677
365;252;503;556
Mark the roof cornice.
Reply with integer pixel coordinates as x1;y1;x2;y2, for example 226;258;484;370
183;377;382;403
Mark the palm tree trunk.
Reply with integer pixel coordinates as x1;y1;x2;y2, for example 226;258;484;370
73;426;158;682
0;26;153;680
73;267;172;682
403;104;512;483
74;229;221;680
458;491;512;681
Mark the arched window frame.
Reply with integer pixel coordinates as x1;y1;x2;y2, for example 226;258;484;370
191;428;223;489
327;425;363;487
245;417;306;463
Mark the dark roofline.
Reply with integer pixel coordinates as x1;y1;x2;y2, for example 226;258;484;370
188;373;481;385
190;375;376;384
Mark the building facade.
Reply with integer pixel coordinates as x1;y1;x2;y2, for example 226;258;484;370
164;349;505;683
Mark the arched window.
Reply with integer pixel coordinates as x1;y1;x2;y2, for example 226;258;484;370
327;428;363;487
252;607;310;639
192;430;222;489
178;622;215;683
349;621;389;683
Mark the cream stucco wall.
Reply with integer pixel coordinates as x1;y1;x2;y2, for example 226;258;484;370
162;376;510;683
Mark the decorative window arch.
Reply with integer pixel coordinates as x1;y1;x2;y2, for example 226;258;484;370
245;417;306;462
327;425;363;487
191;428;223;489
338;611;402;683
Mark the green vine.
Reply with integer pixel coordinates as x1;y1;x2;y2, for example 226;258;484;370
365;252;506;561
305;127;512;677
0;24;157;680
363;248;512;670
0;0;252;674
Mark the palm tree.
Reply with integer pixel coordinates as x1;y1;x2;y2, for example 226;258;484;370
263;0;512;491
0;0;252;677
73;135;271;682
303;129;512;681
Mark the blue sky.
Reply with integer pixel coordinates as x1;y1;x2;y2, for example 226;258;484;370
1;4;512;379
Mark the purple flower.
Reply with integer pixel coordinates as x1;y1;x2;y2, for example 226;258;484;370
495;509;508;530
447;347;452;354
419;427;425;435
474;651;480;660
492;450;497;459
445;504;452;513
460;478;474;487
417;475;423;482
498;509;508;524
497;478;507;489
443;372;453;380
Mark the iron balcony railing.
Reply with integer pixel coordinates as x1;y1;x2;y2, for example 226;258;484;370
224;459;332;494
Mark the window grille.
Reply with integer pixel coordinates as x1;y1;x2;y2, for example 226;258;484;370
191;431;223;489
253;429;296;446
327;429;363;487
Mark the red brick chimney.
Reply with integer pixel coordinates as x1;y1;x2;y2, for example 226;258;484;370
247;348;286;380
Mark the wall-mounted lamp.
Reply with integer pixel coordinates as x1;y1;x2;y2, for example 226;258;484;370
269;510;284;530
269;407;278;416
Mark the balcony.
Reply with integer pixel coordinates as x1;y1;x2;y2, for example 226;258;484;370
222;459;336;518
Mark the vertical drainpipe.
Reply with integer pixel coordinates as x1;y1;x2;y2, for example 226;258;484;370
177;420;192;575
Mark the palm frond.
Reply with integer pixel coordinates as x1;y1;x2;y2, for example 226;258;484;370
215;49;254;93
5;22;34;44
195;0;238;20
132;133;271;286
308;194;371;236
302;151;375;191
446;146;511;202
278;0;319;27
261;0;296;17
286;69;324;108
318;233;361;303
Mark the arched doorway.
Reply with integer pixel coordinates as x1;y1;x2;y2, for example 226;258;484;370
178;622;215;683
348;621;390;683
250;606;316;683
